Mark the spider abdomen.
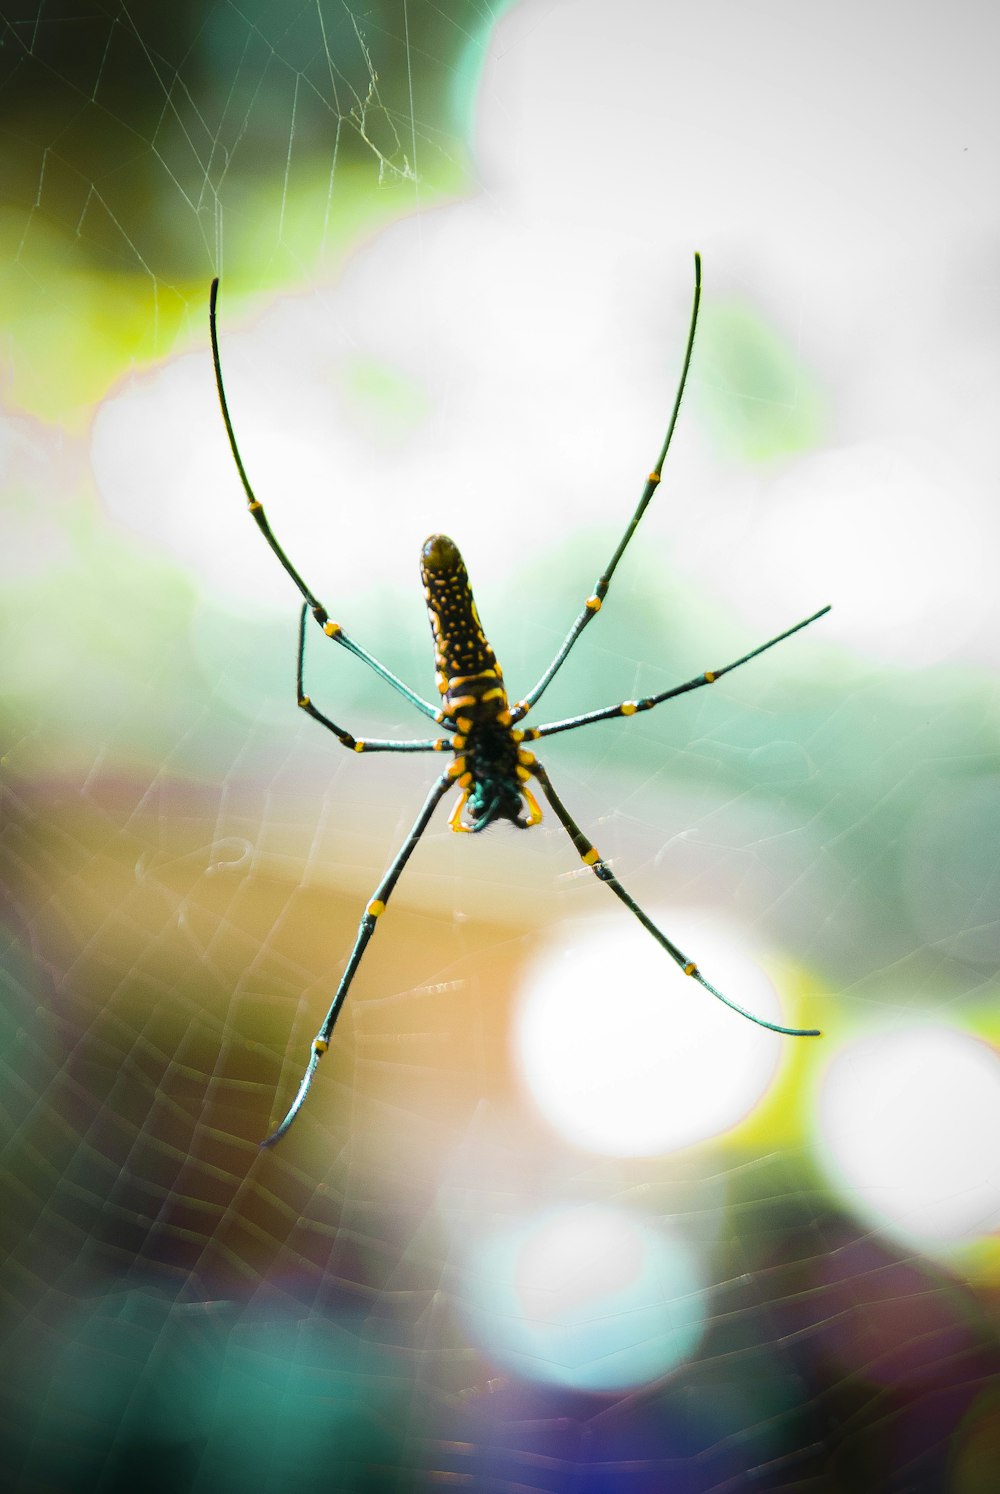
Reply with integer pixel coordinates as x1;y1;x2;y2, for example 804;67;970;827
421;534;510;723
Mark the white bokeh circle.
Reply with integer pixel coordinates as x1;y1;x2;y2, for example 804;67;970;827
513;911;801;1156
460;1204;708;1392
816;1023;1000;1247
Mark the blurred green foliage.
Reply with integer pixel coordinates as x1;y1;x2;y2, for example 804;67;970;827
697;298;825;464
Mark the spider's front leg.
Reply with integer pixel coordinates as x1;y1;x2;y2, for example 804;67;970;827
512;253;702;721
529;604;832;742
210;278;439;725
528;760;821;1039
293;604;452;756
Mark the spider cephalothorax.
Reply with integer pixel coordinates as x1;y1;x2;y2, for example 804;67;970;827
209;255;828;1149
448;712;537;833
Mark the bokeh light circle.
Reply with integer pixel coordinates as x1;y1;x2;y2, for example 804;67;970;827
817;1023;1000;1247
460;1205;707;1392
514;912;795;1156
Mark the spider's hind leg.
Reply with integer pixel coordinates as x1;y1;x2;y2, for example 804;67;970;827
528;760;820;1039
259;770;454;1147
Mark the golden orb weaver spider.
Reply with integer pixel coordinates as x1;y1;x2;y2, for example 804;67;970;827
209;255;828;1149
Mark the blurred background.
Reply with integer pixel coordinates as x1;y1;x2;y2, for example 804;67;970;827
2;1;999;1489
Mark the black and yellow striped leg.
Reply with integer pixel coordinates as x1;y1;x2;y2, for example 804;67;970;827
260;771;454;1148
529;760;821;1039
210;278;439;724
532;604;832;741
294;604;447;755
511;253;702;723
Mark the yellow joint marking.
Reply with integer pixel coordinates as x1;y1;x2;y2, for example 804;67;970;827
367;899;385;918
435;710;448;725
515;765;531;782
451;734;467;751
354;740;365;752
298;695;311;708
249;499;263;512
512;729;524;742
704;671;716;683
313;1037;329;1056
323;620;342;638
648;471;661;484
684;962;698;977
586;595;602;612
497;708;512;727
456;717;473;734
517;749;536;767
437;677;449;695
620;701;637;716
458;771;473;788
582;847;601;865
447;757;467;779
449;793;473;833
522;785;543;827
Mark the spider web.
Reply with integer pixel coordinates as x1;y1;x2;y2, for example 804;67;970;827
2;2;1000;1490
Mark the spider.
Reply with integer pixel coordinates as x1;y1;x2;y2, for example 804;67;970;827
209;255;828;1149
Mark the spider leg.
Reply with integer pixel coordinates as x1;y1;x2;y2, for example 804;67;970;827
530;604;831;741
260;771;454;1148
210;279;439;724
511;253;702;723
294;604;450;754
528;759;821;1038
